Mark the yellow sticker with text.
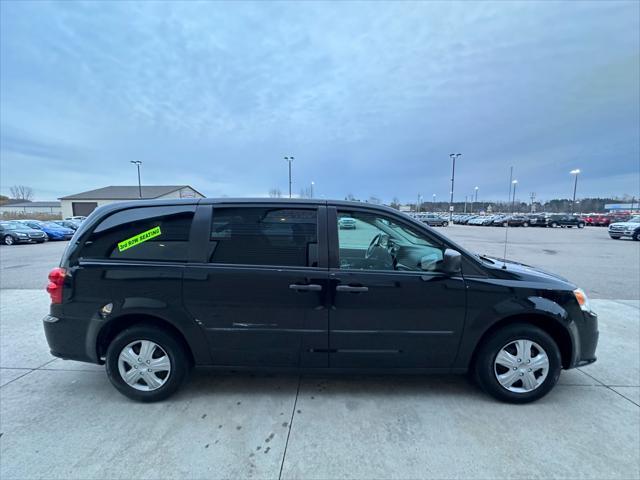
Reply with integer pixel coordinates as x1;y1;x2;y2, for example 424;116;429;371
118;226;161;252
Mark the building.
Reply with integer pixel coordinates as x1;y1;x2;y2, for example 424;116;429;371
0;201;62;216
59;185;205;218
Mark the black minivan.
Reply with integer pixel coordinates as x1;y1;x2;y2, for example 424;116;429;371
44;199;598;403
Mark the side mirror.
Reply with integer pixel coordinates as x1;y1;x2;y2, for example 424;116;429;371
440;248;462;274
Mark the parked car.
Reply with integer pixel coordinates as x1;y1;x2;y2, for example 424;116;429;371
338;217;357;229
421;214;449;227
0;221;47;245
44;199;598;404
608;215;640;240
52;220;81;230
494;215;530;227
543;214;586;228
65;216;87;222
15;220;75;240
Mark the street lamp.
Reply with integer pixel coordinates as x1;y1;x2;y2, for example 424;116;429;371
570;169;580;213
448;153;461;222
310;181;315;199
284;156;294;198
473;186;479;213
130;161;142;198
417;193;422;213
432;193;436;210
511;180;518;213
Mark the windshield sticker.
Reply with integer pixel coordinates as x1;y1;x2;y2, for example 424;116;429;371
118;226;161;252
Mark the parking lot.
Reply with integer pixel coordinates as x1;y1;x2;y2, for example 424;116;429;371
1;226;639;479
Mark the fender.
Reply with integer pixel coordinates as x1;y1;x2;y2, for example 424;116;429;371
453;290;580;369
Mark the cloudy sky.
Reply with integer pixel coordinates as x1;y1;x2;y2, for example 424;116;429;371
1;1;638;203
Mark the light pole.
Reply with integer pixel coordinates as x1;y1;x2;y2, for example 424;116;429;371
472;186;479;213
511;180;518;213
529;192;536;213
570;169;580;213
432;194;436;211
284;156;294;198
310;181;314;199
130;161;142;198
417;193;422;213
464;196;468;214
448;153;461;222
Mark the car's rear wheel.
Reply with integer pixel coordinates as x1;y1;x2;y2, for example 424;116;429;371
522;222;529;227
633;231;640;241
442;221;448;227
502;222;508;227
577;223;585;229
474;323;561;404
106;325;190;402
3;235;15;245
550;222;558;228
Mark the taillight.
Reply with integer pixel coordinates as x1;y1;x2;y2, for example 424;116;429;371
46;267;66;304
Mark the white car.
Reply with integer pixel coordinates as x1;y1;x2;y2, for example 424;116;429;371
64;216;87;222
608;215;640;240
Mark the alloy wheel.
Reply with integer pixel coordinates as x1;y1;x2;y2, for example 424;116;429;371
493;339;549;393
117;340;171;391
4;235;14;245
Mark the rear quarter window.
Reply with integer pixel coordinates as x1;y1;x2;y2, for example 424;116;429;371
81;205;195;262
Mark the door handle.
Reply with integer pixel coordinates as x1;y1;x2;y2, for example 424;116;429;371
289;284;323;292
336;285;369;293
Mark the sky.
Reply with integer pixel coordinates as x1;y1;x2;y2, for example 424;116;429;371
1;0;639;204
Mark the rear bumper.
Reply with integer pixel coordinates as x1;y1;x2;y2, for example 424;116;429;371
43;314;100;364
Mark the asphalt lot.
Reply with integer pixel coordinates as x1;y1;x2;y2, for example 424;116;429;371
0;225;639;479
1;224;638;298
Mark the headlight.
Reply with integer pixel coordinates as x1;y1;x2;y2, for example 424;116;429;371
573;288;591;312
16;233;27;237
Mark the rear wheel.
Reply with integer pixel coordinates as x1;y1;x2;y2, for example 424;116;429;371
474;323;561;403
106;324;190;402
502;222;508;227
442;221;449;227
522;222;529;227
633;231;640;241
577;223;585;229
550;222;558;228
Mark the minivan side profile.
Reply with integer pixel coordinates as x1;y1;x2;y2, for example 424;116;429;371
43;199;598;403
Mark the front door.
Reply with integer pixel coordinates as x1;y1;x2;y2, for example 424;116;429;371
183;204;329;368
328;207;466;368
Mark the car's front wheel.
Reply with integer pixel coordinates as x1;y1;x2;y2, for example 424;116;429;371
609;235;621;240
577;223;585;229
3;235;15;245
474;323;561;403
442;221;449;227
106;325;190;402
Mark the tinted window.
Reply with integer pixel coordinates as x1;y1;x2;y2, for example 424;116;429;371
82;206;195;261
209;207;318;267
337;211;443;272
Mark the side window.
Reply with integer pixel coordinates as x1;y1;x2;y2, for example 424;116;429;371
82;206;195;261
209;207;318;267
337;211;443;272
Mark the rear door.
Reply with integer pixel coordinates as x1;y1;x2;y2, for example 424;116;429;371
183;203;330;368
327;206;467;369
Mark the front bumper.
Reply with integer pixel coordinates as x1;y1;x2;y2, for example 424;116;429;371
572;309;599;367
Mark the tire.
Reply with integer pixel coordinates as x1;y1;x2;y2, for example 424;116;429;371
442;221;449;227
550;222;558;228
577;223;585;229
474;323;561;404
106;324;190;402
609;235;621;240
522;222;529;227
633;231;640;241
3;235;15;246
502;222;508;227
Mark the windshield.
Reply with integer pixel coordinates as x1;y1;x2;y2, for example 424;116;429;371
628;216;640;223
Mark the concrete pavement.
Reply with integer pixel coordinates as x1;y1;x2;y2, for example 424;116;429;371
0;289;638;479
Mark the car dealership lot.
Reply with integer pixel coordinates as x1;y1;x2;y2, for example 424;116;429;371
1;225;639;479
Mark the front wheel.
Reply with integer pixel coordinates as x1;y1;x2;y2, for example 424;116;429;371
609;235;621;240
522;222;529;227
442;221;449;227
3;235;15;245
577;223;585;229
106;325;190;402
474;323;561;404
550;222;558;228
